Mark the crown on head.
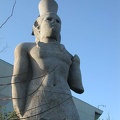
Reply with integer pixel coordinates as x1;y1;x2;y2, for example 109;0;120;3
38;0;58;16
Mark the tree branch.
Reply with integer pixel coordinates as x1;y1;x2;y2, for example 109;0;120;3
0;0;16;29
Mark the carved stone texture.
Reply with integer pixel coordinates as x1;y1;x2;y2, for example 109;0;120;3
11;0;84;119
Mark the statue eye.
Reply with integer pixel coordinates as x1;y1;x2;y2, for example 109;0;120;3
46;17;52;21
56;19;60;23
37;26;40;30
34;21;38;27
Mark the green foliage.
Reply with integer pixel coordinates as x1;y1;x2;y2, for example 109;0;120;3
0;106;19;120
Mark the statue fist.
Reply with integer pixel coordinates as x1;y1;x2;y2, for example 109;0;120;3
71;54;80;65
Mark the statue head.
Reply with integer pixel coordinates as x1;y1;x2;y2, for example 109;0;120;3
32;0;61;43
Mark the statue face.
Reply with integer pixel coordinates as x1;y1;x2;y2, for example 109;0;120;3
39;13;61;43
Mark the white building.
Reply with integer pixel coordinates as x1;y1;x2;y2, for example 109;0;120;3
0;59;103;120
0;59;13;112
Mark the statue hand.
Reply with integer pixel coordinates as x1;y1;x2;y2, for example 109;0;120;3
71;54;80;65
68;54;84;94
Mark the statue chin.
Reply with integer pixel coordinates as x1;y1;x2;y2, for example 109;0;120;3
48;37;57;41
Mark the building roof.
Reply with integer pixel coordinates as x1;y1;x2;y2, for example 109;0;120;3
73;97;103;119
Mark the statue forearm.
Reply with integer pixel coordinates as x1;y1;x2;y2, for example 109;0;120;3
68;54;84;94
12;44;30;117
12;75;28;117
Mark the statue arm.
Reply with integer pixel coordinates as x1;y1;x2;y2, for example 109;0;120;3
68;54;84;94
11;43;29;117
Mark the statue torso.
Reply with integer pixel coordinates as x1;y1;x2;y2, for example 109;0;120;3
27;42;72;89
13;42;80;120
21;43;79;120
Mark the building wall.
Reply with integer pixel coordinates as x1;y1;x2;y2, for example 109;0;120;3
0;59;102;119
73;97;103;120
0;59;13;112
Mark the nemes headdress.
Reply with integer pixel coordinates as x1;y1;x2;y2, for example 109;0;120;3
32;0;58;36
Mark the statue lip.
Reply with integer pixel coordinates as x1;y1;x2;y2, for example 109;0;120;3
51;24;59;29
51;26;60;34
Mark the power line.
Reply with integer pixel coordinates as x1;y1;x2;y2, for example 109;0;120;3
0;72;28;79
18;96;72;119
0;64;58;86
0;63;74;120
7;93;72;119
0;64;60;101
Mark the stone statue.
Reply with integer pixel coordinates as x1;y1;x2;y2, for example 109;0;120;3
11;0;84;119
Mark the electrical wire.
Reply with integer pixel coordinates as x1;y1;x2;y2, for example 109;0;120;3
0;63;74;120
0;64;58;101
17;96;72;119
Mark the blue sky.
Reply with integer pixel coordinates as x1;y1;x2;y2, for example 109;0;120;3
0;0;120;119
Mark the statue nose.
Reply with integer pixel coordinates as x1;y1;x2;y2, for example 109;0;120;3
51;19;56;26
51;19;55;23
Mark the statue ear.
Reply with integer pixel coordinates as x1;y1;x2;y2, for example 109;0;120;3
32;27;40;40
31;29;34;35
31;19;40;36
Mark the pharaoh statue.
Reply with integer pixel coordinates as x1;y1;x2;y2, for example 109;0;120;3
11;0;84;119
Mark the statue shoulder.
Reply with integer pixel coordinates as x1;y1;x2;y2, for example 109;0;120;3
15;42;35;54
60;44;73;58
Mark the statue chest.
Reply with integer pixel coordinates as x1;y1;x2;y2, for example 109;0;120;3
29;43;72;67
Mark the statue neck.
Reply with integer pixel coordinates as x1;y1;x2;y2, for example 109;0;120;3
35;37;60;44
